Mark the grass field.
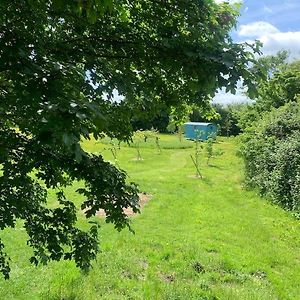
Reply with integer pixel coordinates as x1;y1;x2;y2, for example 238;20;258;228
0;135;299;299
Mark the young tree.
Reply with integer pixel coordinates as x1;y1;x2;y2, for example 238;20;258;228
205;134;223;166
190;130;203;178
0;0;261;278
132;130;145;161
238;59;300;132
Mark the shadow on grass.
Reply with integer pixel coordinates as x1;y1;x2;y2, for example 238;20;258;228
201;176;213;185
46;295;77;300
207;164;224;170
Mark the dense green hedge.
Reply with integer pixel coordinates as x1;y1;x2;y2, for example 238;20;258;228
240;101;300;212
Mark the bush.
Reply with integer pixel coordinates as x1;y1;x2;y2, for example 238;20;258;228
240;101;300;211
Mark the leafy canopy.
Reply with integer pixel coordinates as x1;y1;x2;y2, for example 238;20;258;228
0;0;261;278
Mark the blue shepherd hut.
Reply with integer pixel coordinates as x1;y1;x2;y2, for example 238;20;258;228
184;122;217;141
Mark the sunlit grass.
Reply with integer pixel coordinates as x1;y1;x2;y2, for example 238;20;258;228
0;135;299;299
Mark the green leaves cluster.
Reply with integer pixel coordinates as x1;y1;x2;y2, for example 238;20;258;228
239;58;300;131
0;0;262;277
240;101;300;213
205;134;223;166
239;57;300;213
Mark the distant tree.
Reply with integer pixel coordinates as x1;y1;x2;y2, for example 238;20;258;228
168;104;194;141
131;108;170;133
239;58;300;131
0;0;261;278
255;60;300;112
251;50;289;80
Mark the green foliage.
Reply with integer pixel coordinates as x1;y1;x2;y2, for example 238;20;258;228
205;134;223;166
237;104;259;132
132;130;145;160
239;57;300;213
240;101;300;212
214;104;244;136
255;60;300;112
205;137;214;166
132;129;162;157
238;54;300;217
0;0;262;277
250;50;288;82
131;109;170;133
144;129;162;154
168;104;193;141
100;135;193;150
190;103;245;136
239;58;300;132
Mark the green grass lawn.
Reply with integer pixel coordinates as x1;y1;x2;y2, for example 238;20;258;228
0;135;299;299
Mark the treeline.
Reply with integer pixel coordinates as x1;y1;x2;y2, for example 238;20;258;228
131;103;247;136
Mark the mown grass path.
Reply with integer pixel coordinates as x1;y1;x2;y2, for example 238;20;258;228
0;136;299;299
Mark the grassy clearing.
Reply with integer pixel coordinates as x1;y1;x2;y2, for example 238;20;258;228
96;134;193;150
0;135;299;299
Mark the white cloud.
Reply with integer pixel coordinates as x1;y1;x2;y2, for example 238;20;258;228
263;5;273;14
213;92;251;105
238;21;300;59
214;0;242;4
260;31;300;59
213;88;251;105
238;21;279;38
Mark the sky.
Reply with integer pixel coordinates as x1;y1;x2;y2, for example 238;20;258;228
213;0;300;105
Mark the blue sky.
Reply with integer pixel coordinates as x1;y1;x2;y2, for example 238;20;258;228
237;0;300;33
214;0;300;104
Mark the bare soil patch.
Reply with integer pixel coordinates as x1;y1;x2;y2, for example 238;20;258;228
187;174;203;179
95;192;151;217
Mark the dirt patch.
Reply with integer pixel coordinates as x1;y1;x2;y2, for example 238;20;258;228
187;174;203;179
159;272;175;283
251;270;267;280
131;158;144;161
95;192;152;217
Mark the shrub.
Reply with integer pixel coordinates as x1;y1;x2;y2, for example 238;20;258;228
240;101;300;211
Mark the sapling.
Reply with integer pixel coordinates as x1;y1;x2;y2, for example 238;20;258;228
178;125;184;142
143;130;155;143
155;136;161;154
224;115;233;137
150;129;162;154
143;129;162;154
205;134;223;166
205;136;213;166
190;130;203;178
105;139;120;167
133;130;145;160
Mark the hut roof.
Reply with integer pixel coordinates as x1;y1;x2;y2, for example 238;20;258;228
184;122;213;126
